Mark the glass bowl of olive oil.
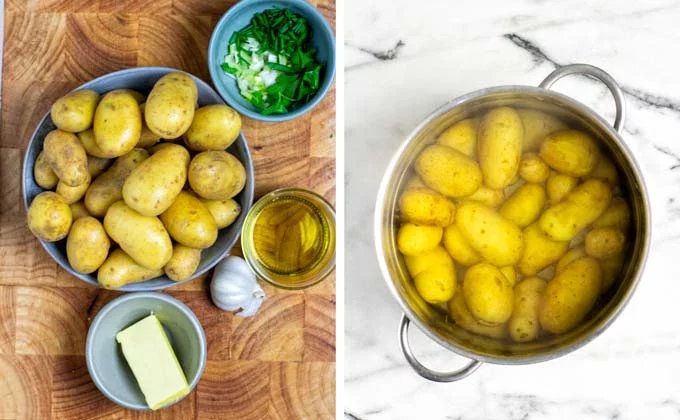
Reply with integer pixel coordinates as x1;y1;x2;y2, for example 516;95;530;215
241;188;335;289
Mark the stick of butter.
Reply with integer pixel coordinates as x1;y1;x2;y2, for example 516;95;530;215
116;314;190;410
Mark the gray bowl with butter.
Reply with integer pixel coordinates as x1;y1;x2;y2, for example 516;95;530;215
85;292;207;411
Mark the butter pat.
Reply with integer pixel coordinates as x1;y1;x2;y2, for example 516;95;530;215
116;314;189;410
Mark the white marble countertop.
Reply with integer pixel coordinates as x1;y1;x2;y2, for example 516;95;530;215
344;1;680;419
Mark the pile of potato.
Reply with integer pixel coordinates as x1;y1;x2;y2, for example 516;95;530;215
397;107;630;342
27;72;246;289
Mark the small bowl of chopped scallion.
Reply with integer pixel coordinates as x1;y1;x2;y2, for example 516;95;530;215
208;0;335;122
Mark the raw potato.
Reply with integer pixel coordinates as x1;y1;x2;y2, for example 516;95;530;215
463;262;514;325
509;277;547;342
592;197;630;231
160;191;218;249
69;201;91;220
398;188;456;227
403;176;427;190
87;156;111;178
600;254;624;293
500;266;517;286
85;148;149;217
539;179;612;241
396;223;443;256
447;292;508;339
148;143;174;154
34;151;59;189
588;155;618;185
404;245;453;277
27;191;72;242
201;198;241;229
540;130;600;177
517;109;567;152
123;144;190;216
66;217;110;274
164;245;201;282
56;175;91;204
442;224;481;266
436;118;478;157
456;201;524;266
477;107;523;189
585;227;625;259
93;90;143;157
50;89;99;133
103;201;173;270
78;129;113;158
517;223;569;276
546;171;578;203
185;104;241;151
464;185;504;208
414;265;456;304
539;257;602;334
555;247;586;274
499;183;546;228
136;103;161;148
98;249;163;289
415;144;482;197
518;153;550;183
144;72;198;139
43;129;89;187
118;89;145;104
188;151;246;200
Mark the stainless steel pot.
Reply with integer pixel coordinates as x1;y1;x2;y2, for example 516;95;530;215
374;64;651;382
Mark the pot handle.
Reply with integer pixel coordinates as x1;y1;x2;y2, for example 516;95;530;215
398;314;482;382
539;64;626;134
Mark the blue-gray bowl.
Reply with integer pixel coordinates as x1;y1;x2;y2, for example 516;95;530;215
22;67;255;291
86;292;207;411
208;0;335;122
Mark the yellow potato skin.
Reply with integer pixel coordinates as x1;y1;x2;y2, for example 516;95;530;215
201;198;241;229
34;151;59;189
122;144;190;216
188;151;246;200
50;89;99;133
87;156;111;178
517;109;567;152
539;179;612;241
164;244;201;282
27;191;72;242
404;245;453;277
144;72;197;139
447;292;508;339
160;191;218;249
103;201;173;270
98;249;163;289
93;90;143;157
85;148;149;217
415;144;482;197
592;197;630;231
403;176;427;190
517;223;570;276
539;257;602;334
456;201;524;267
185;104;241;151
78;128;114;158
540;130;600;177
136;103;161;148
56;174;90;204
436;118;478;157
464;185;505;208
585;227;625;259
69;201;91;220
509;277;547;342
555;247;586;274
43;129;89;187
588;155;618;185
442;223;482;266
499;183;546;228
477;107;524;189
546;171;579;203
518;153;550;184
397;223;443;256
398;188;456;227
66;216;110;274
414;264;456;304
463;262;514;325
600;254;624;293
500;266;517;286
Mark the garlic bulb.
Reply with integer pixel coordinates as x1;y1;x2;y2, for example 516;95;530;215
210;256;265;317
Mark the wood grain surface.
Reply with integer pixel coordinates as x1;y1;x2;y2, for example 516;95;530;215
0;0;336;418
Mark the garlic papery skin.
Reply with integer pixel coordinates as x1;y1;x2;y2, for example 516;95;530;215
210;256;266;317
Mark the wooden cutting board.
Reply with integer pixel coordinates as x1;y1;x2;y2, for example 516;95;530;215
0;0;336;418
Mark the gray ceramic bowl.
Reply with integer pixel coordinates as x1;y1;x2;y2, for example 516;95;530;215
208;0;336;122
86;292;207;411
22;67;255;291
